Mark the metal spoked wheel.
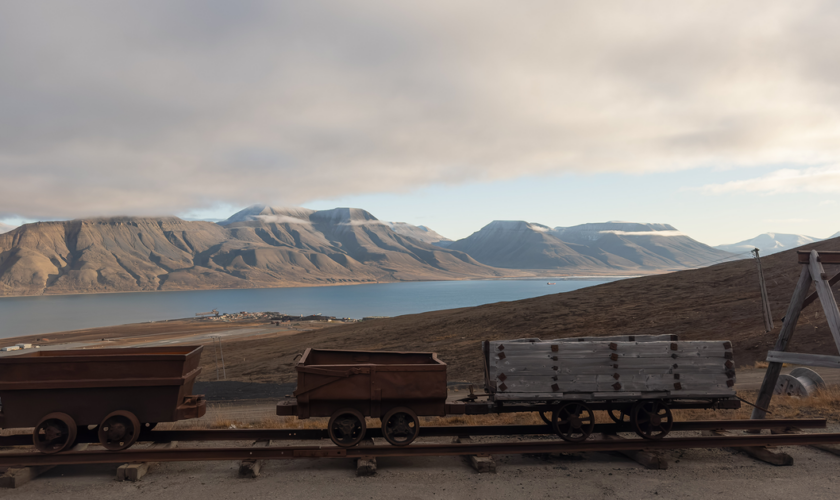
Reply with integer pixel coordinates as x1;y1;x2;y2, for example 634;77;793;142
328;408;367;448
607;405;631;424
98;410;141;451
552;402;595;442
539;409;553;425
33;412;78;454
631;400;674;440
381;407;420;446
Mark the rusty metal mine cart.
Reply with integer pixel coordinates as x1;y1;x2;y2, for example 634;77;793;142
277;348;447;447
0;346;206;453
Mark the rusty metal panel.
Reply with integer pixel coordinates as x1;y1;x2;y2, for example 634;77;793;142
289;349;447;419
0;346;205;429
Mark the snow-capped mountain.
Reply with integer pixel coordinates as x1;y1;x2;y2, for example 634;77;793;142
448;220;732;270
714;233;823;256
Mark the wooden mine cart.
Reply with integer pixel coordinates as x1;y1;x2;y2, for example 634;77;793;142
0;346;206;453
276;348;447;447
483;335;739;441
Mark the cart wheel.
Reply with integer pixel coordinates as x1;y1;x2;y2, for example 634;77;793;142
631;400;673;440
328;408;366;447
607;405;631;424
33;412;77;454
552;402;595;442
98;410;141;450
381;407;420;446
539;410;553;425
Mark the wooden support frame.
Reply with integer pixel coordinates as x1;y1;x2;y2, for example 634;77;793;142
752;250;840;420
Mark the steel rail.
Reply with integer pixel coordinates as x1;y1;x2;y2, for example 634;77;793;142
1;432;839;467
0;419;825;447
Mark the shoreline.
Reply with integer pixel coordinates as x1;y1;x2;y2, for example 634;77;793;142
0;271;655;300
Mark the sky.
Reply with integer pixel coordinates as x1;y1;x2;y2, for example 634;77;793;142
1;1;839;245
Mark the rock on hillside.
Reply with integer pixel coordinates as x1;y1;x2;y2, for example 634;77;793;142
0;210;507;296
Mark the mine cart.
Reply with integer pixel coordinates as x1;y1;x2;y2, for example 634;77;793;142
276;348;447;447
0;346;206;453
482;336;740;441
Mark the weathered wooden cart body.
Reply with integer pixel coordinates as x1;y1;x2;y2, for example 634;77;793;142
483;335;736;401
277;348;447;419
0;346;206;430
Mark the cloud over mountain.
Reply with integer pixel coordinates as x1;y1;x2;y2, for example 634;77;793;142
2;1;840;219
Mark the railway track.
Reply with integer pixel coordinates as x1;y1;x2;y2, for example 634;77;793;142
1;431;840;467
0;419;834;467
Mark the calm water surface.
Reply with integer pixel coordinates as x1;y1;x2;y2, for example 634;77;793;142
0;278;623;339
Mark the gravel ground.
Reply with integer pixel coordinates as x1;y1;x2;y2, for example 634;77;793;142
4;428;840;499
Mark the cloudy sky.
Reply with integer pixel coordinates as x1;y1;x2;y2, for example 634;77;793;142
1;1;838;245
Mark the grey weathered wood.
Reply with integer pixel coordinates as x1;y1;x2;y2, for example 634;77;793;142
809;250;840;352
238;440;271;478
551;335;679;343
766;350;840;369
598;433;668;469
704;430;793;465
453;436;496;473
751;265;814;420
355;439;377;477
117;442;177;482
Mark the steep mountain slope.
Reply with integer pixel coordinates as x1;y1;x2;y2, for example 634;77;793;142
448;221;608;270
715;233;823;256
0;222;16;234
0;209;508;296
449;220;733;271
206;236;840;384
554;222;734;268
387;222;451;246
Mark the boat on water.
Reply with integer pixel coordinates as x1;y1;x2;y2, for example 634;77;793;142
547;282;556;285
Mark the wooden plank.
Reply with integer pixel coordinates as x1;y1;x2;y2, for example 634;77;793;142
703;430;793;465
453;436;496;473
751;265;813;420
808;250;840;352
117;442;177;482
551;335;679;343
238;440;271;478
798;250;840;264
598;433;668;469
766;351;840;369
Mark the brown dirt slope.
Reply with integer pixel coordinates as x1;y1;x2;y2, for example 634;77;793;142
203;237;840;385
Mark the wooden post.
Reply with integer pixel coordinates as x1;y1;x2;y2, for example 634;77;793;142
703;430;793;465
116;442;177;481
355;439;377;477
751;265;813;420
238;440;271;478
752;248;774;332
598;433;668;469
808;250;840;352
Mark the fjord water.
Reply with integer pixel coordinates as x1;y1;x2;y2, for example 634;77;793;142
0;278;621;339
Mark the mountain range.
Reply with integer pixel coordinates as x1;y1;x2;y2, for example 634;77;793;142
448;220;732;270
714;233;825;256
1;204;835;296
0;207;507;296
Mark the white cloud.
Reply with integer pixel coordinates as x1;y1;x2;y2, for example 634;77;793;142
0;222;17;234
255;215;311;225
599;230;685;236
819;200;837;206
1;1;840;219
700;165;840;194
